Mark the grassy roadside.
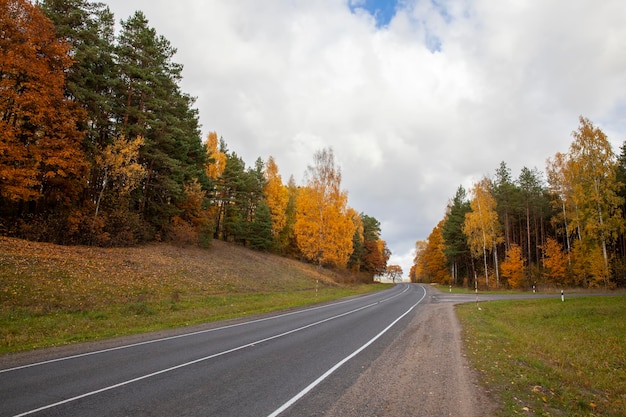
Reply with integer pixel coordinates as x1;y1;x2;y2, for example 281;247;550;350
0;237;387;354
457;297;626;416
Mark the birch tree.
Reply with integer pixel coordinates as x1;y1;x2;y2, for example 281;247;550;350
463;177;503;288
567;117;624;287
294;148;355;268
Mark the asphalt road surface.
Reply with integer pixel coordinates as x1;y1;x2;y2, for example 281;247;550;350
1;284;431;417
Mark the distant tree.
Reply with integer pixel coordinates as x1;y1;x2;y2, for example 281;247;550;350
411;240;428;283
360;214;388;276
385;265;403;283
419;221;449;284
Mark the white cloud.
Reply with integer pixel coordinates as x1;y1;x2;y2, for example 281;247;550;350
103;0;626;276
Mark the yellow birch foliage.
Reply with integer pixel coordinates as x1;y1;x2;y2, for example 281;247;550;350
205;132;226;179
463;177;502;287
501;244;525;289
95;135;146;193
94;135;146;219
294;148;355;268
295;185;355;268
264;156;289;238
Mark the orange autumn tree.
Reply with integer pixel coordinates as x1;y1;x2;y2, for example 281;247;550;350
542;237;568;286
0;0;86;204
294;148;356;268
501;244;525;289
419;220;449;284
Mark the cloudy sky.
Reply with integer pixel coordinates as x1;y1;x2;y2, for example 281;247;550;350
102;0;626;276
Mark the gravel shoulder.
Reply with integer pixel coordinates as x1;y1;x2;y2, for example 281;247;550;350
324;286;496;417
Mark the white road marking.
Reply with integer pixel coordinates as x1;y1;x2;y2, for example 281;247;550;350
266;285;427;417
11;285;411;417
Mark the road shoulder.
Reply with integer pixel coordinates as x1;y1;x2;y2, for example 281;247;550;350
324;295;496;417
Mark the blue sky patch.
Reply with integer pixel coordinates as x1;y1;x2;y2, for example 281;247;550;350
349;0;399;28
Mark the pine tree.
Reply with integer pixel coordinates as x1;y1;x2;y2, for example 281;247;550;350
442;186;472;286
115;11;206;235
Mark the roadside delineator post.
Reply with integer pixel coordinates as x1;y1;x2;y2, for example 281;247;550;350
561;290;564;302
475;277;481;310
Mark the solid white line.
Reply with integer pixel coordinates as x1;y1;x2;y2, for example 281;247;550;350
11;285;411;417
1;285;404;374
266;285;427;417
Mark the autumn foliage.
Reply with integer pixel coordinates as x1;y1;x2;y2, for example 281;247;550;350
0;0;86;204
413;117;626;289
0;0;389;281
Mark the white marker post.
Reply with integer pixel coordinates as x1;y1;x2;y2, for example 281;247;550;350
561;290;564;302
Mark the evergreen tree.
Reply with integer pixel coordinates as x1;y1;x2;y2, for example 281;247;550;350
442;186;472;286
248;201;273;251
492;162;518;250
40;0;117;148
115;11;207;235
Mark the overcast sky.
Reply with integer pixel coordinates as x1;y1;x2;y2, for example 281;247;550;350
102;0;626;276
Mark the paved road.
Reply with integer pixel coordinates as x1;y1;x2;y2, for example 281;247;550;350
1;284;428;417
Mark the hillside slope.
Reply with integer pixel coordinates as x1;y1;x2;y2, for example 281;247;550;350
0;237;378;352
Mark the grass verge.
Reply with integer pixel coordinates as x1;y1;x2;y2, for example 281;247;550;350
1;286;381;353
0;236;388;354
457;297;626;416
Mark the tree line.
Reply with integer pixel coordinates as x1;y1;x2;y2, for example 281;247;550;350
411;117;626;289
0;0;390;279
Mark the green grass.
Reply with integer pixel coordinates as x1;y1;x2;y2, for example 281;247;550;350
1;286;381;353
457;296;626;416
